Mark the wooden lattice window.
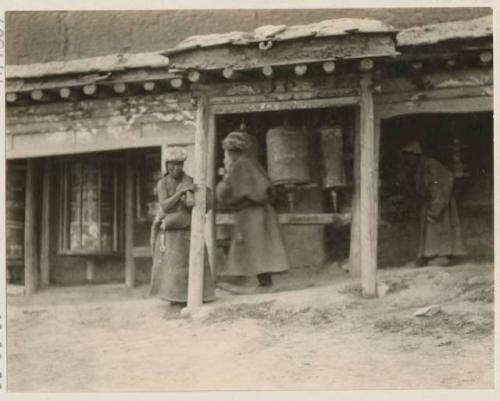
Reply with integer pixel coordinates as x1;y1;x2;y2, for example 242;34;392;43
135;148;162;223
6;160;26;264
57;154;123;255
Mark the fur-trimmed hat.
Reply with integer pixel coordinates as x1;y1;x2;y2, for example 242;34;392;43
222;131;250;151
164;146;187;162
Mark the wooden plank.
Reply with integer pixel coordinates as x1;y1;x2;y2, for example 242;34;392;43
349;107;361;277
125;150;136;288
24;158;39;295
187;95;209;309
380;67;493;94
209;88;360;107
375;85;493;105
359;73;377;297
169;35;397;70
375;95;493;119
40;158;51;288
212;96;359;115
205;113;217;279
216;213;351;226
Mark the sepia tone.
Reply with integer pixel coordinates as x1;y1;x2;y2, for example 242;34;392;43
4;8;494;391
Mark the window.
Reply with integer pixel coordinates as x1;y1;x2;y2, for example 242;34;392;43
135;148;162;222
58;154;123;255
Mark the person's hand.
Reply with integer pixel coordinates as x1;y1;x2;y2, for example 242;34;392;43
427;215;437;224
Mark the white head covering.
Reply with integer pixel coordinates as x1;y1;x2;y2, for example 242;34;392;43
164;146;187;162
401;140;423;155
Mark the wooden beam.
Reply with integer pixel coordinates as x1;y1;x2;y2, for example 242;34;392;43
83;84;98;97
187;95;209;309
113;82;128;95
479;51;493;66
40;158;51;288
322;61;336;74
187;70;204;83
143;81;157;92
6;92;19;104
206;113;217;279
359;73;377;297
170;78;187;90
31;89;53;102
217;213;351;226
360;59;374;72
349;107;361;277
59;87;80;101
125;150;136;288
294;64;308;77
262;65;274;79
222;67;245;81
24;159;39;295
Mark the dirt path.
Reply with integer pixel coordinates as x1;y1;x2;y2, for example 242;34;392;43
7;263;494;391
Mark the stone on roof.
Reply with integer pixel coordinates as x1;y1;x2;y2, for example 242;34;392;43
396;15;492;47
165;18;397;55
7;52;170;79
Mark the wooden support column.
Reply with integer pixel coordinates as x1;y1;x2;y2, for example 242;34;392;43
187;95;209;309
125;150;136;288
24;159;40;295
359;73;378;297
40;158;51;288
205;113;217;279
349;108;361;277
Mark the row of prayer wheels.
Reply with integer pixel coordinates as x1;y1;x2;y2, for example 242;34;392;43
264;119;347;212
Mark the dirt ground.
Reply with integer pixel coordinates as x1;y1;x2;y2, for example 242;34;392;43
6;262;494;391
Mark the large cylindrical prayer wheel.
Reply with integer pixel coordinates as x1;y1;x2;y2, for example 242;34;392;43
319;125;347;189
6;160;26;263
266;124;310;186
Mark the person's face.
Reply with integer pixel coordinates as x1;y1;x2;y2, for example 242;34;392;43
167;162;184;178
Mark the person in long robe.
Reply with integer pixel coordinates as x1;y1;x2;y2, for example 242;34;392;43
400;141;466;266
149;146;215;305
216;131;290;292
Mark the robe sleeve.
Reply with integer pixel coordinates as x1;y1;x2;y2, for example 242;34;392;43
216;156;271;207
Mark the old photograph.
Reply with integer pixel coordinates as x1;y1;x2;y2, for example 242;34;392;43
2;5;495;393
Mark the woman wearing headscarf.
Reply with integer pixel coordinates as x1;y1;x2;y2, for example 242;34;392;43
150;146;215;305
216;131;290;291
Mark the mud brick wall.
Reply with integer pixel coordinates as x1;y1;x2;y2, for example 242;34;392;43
6;8;491;64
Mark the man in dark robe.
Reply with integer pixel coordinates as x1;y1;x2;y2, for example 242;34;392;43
216;131;290;292
149;146;215;305
400;141;466;266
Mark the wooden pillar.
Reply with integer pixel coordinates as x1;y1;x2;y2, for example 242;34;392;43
40;158;51;288
349;108;361;277
187;95;209;309
359;73;378;297
125;150;136;288
205;113;217;279
24;159;39;295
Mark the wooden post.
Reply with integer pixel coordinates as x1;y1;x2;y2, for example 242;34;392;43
40;158;51;288
205;113;217;279
349;108;361;277
125;150;136;288
24;158;39;295
359;73;377;297
187;95;209;309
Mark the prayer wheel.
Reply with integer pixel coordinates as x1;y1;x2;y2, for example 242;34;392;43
266;123;310;211
319;125;347;212
266;123;310;185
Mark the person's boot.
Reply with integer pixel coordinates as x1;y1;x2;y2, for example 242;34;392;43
427;256;450;266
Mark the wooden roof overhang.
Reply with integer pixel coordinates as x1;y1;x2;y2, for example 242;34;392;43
375;15;493;120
